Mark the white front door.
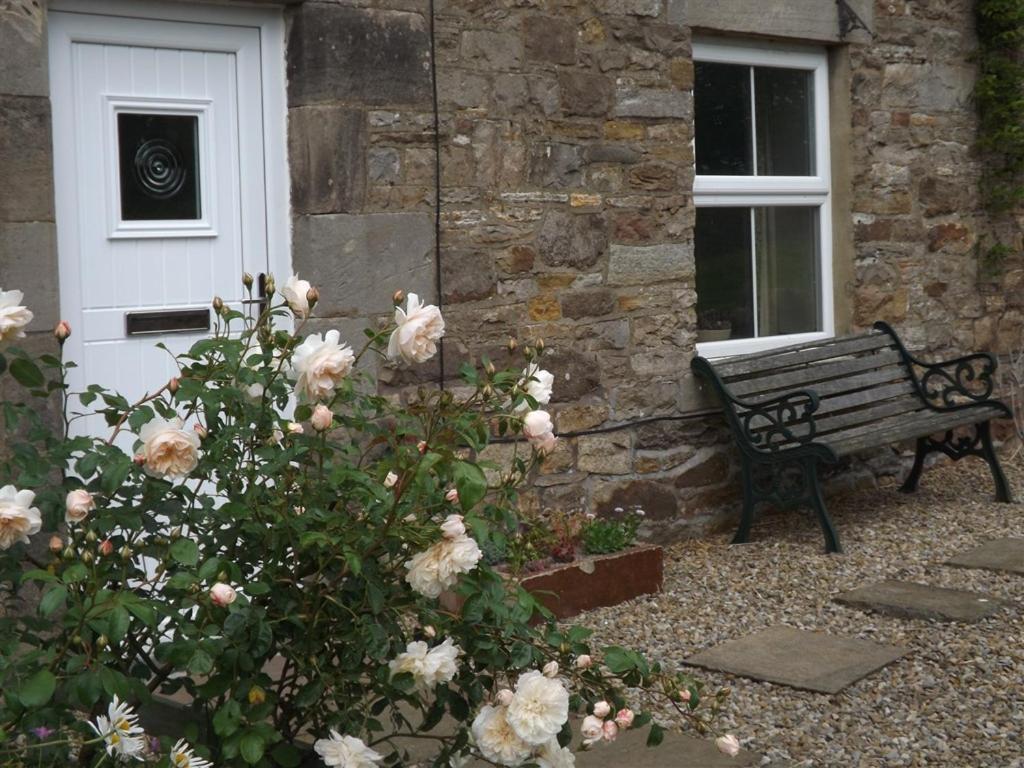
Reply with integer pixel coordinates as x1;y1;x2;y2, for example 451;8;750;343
49;3;288;435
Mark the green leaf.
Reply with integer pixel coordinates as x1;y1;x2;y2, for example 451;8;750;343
18;669;57;707
271;743;302;768
188;648;214;676
124;599;157;627
245;582;271;596
170;538;200;567
9;358;44;389
100;454;132;496
240;732;266;765
213;700;242;737
107;607;131;643
62;563;88;583
39;586;68;617
0;352;6;376
646;723;665;747
453;461;488;511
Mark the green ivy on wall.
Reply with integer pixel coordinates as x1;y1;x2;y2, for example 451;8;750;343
976;0;1024;212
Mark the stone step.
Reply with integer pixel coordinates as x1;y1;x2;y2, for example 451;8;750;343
683;625;907;695
945;538;1024;575
834;579;1005;622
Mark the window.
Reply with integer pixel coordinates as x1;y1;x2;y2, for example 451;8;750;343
117;113;202;221
693;39;833;358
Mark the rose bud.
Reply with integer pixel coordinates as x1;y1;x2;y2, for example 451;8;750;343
496;689;514;707
248;685;266;705
602;721;618;742
679;689;692;703
133;454;146;466
543;661;559;678
417;440;427;454
98;539;114;557
575;654;593;670
593;701;611;718
242;272;254;289
65;489;95;525
210;583;237;607
614;708;634;729
393;289;405;305
264;274;276;296
212;295;224;312
384;471;398;488
306;286;320;310
48;535;63;553
311;403;333;432
445;488;459;504
423;624;436;638
81;551;94;564
287;421;304;435
484;360;496;375
96;634;108;650
167;377;180;394
536;338;545;351
507;337;518;352
53;320;71;342
716;735;740;757
119;545;132;560
194;423;208;440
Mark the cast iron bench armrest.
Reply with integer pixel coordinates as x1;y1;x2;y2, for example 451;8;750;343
873;321;1008;414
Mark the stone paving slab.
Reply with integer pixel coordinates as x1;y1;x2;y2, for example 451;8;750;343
945;538;1024;575
576;730;764;767
683;626;907;694
834;579;1005;622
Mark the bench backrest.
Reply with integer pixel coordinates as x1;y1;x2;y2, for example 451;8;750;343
696;329;924;451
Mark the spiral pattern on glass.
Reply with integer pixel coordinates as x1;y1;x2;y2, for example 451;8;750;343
133;139;187;199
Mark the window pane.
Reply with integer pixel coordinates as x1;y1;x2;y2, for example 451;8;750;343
754;67;814;176
695;207;754;340
694;62;752;175
118;113;201;221
755;206;820;335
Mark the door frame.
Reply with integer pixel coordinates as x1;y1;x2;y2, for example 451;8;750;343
48;0;292;367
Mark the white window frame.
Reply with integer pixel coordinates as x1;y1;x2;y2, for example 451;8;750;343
693;38;834;359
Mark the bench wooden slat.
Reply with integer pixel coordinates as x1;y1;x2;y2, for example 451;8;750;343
717;332;892;377
738;364;908;404
728;349;903;397
812;396;926;435
824;406;1007;456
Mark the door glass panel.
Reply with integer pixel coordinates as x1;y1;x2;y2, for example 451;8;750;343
694;62;752;175
695;207;754;339
755;206;820;335
117;112;201;220
755;67;814;176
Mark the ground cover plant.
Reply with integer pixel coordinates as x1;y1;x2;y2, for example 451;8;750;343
0;279;736;767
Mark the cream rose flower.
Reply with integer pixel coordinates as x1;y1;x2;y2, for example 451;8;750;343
210;583;237;607
471;705;532;767
601;721;618;742
515;364;554;412
311;403;333;432
0;485;41;550
716;734;741;757
440;513;466;539
139;418;201;480
506;670;570;746
387;292;445;364
281;273;313;318
592;701;610;718
290;330;355;402
537;738;576;768
314;731;383;768
388;637;462;692
65;489;95;525
580;715;603;747
0;288;33;343
404;532;482;599
614;708;635;729
522;410;557;454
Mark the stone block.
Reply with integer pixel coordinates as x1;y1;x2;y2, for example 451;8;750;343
461;30;522;71
560;289;617;319
673;448;729;488
558;72;612;117
0;95;53;222
536;211;607;268
545;348;601;402
292;213;434;317
627;162;678;192
287;5;431;108
555;403;609;432
594;0;662;16
528;143;584;189
881;63;974;112
0;5;48;97
288;106;366;215
577;433;631;475
441;250;495;303
834;580;1005;623
437;69;490;110
946;538;1024;575
577;730;763;767
684;626;907;694
584;144;642;165
0;222;58;330
613;87;690;119
522;16;576;65
607;243;693;286
595;479;678;520
368;148;401;184
669;0;873;44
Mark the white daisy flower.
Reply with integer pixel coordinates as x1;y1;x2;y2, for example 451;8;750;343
170;739;213;768
88;695;146;761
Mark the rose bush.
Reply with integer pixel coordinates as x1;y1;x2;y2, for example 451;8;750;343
0;278;734;767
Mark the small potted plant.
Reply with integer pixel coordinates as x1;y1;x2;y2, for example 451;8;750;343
697;308;732;343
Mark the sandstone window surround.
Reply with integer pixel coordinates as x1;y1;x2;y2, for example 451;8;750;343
692;38;834;359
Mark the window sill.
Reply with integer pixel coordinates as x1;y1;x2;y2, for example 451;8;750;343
695;331;833;360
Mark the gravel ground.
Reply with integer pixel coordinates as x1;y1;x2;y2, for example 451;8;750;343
570;454;1024;767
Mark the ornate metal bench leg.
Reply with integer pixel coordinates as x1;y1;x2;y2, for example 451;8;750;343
900;437;928;494
978;420;1013;503
808;461;842;554
733;458;756;544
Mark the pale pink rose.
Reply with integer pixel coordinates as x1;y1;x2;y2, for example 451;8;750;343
289;330;355;402
580;715;603;747
99;539;113;557
679;689;692;703
601;721;618;742
522;410;557;454
0;288;33;343
496;688;514;707
210;583;236;607
592;701;610;718
535;432;558;455
384;472;398;488
311;404;333;432
575;654;593;670
387;292;445;364
53;320;71;342
716;735;740;757
48;535;63;553
287;421;304;435
281;274;313;318
417;440;428;454
65;489;95;525
542;661;559;678
445;488;459;504
614;708;634;729
440;514;466;539
138;418;201;481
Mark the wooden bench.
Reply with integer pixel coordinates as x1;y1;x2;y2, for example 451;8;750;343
691;322;1014;553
